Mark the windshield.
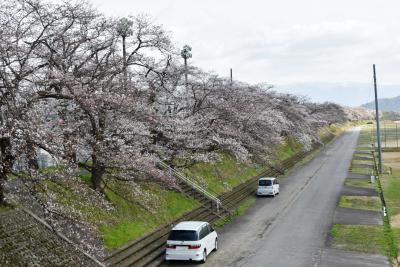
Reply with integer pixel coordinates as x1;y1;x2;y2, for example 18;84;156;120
168;230;198;241
259;180;272;186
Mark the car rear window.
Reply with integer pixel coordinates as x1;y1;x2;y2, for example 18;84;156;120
168;230;198;241
259;180;272;186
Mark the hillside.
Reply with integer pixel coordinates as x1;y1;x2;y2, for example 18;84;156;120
362;96;400;112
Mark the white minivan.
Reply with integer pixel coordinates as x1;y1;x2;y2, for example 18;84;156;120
257;177;279;197
165;221;218;263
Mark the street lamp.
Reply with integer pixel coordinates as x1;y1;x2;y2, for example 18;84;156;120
117;17;133;89
181;45;192;86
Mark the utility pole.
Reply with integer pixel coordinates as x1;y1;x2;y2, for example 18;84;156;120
181;45;192;87
373;64;383;173
230;68;233;84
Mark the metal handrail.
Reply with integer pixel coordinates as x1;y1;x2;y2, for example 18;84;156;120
154;158;222;212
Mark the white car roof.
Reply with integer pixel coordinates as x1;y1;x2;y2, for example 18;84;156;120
172;221;207;231
259;177;276;180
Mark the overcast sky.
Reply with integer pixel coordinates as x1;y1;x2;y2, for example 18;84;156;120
80;0;400;106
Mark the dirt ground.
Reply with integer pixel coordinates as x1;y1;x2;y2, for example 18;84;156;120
381;140;400;148
383;152;400;228
383;152;400;169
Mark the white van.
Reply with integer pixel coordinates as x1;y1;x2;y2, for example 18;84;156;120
257;177;279;197
165;221;218;263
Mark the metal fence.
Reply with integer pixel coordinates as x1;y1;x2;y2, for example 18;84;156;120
370;121;400;149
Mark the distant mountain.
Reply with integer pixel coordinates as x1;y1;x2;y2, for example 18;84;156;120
361;96;400;112
275;83;400;107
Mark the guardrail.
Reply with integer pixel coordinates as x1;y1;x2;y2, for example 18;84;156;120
153;158;222;212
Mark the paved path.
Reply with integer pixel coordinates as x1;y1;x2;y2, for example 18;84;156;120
320;248;388;267
162;129;368;267
333;207;383;225
347;172;372;179
341;185;377;196
351;163;374;168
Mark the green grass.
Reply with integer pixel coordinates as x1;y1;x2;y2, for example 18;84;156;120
391;228;400;257
380;167;400;216
345;179;376;189
356;146;374;150
182;152;264;194
352;159;374;166
234;196;256;216
379;153;400;262
339;196;381;212
352;126;400;261
350;167;373;175
100;220;151;249
213;196;257;228
101;183;199;249
38;179;199;250
383;216;399;260
39;165;64;174
274;136;303;162
0;204;13;213
330;224;387;255
6;173;18;181
78;171;92;185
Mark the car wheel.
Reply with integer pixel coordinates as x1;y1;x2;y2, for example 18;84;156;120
202;249;207;263
214;239;218;251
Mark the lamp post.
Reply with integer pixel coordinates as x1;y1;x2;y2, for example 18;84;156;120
117;17;133;89
181;45;192;86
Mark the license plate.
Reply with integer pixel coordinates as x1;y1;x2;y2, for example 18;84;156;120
176;246;187;250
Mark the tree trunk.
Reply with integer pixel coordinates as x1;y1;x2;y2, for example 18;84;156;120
0;137;14;205
91;155;105;192
26;140;39;170
0;184;5;206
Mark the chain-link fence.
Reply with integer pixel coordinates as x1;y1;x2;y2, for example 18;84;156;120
370;121;400;149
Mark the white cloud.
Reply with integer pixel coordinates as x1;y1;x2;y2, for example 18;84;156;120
50;0;400;104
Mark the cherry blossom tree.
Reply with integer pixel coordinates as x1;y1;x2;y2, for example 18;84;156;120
30;2;174;192
0;0;58;205
0;0;373;207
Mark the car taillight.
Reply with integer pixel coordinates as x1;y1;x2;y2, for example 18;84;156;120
188;244;201;249
166;244;176;249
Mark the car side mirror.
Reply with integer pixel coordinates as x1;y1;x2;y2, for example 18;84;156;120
210;227;215;232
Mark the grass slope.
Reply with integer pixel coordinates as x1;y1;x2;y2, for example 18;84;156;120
39;179;199;250
182;153;265;194
34;124;346;252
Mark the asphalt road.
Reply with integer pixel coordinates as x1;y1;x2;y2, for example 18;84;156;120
163;128;360;267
